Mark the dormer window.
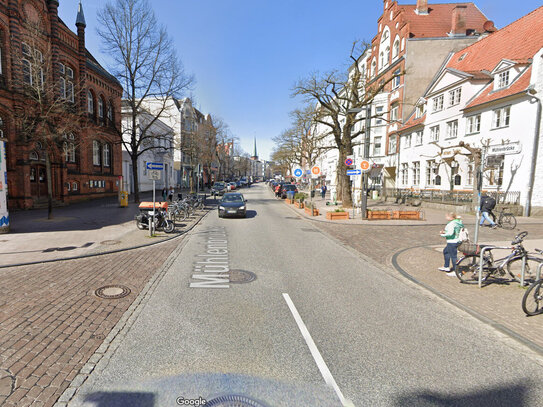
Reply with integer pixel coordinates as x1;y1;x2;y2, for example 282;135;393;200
415;104;424;119
497;71;510;88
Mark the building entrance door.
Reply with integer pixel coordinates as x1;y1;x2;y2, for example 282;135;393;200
30;165;48;199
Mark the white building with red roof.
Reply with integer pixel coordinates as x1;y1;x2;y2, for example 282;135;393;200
396;5;543;215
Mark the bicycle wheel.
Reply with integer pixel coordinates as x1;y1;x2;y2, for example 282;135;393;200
522;279;543;316
455;254;491;284
500;213;516;230
506;256;542;283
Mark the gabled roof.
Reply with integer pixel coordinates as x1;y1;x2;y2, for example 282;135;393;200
447;5;543;72
397;3;488;38
398;112;426;133
463;66;532;110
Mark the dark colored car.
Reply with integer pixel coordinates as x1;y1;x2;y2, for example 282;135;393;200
281;184;298;199
218;193;247;218
211;182;227;196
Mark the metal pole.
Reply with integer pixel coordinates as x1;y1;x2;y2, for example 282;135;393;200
151;179;155;237
473;147;486;245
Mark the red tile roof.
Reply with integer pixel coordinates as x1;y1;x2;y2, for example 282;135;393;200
464;66;532;109
398;113;426;133
447;6;543;72
398;3;488;38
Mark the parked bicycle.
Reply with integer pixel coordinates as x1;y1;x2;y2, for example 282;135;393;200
490;208;517;230
168;200;189;222
455;231;542;284
521;249;543;316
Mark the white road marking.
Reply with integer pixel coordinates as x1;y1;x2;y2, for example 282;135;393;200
282;293;354;407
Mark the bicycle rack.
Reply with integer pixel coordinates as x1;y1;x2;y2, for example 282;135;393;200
537;261;543;281
478;245;513;288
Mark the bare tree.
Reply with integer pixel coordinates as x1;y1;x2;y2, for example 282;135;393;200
212;117;238;181
14;22;86;219
97;0;193;202
292;42;400;206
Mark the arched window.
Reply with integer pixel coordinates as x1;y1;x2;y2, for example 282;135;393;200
98;96;105;119
393;38;400;59
103;143;110;167
93;140;100;166
87;90;94;115
63;141;75;162
29;151;39;160
107;101;113;123
379;51;384;68
385;46;390;65
371;60;376;77
454;174;462;186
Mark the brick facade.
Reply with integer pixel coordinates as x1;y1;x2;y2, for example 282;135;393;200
1;0;122;210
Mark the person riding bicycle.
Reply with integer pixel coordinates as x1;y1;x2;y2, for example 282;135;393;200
480;194;497;228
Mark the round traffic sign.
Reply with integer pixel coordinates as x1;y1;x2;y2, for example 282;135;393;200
293;168;303;178
311;166;321;175
345;158;353;166
360;160;371;172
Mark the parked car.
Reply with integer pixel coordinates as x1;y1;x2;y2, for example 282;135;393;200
211;182;227;196
228;182;237;191
218;193;247;218
281;184;298;199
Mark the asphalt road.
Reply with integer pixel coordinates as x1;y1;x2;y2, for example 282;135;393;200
67;184;543;407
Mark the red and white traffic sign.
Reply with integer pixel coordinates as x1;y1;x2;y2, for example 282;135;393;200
360;160;371;172
311;166;321;175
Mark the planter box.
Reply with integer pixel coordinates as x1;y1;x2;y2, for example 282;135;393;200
392;210;421;220
366;210;391;220
305;207;319;216
294;201;304;209
326;211;349;220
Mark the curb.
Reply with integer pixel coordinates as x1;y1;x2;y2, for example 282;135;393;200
53;209;212;407
0;206;213;270
391;245;543;357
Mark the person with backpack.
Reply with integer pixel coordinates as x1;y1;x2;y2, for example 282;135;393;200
480;194;497;228
439;212;464;276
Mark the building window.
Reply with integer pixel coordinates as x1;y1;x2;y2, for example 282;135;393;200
73;182;78;191
98;97;105;120
374;137;382;156
412;162;420;185
432;95;444;112
415;130;423;145
103;143;110;167
388;135;397;154
426;160;438;185
392;69;401;89
446;120;458;138
487;155;504;186
87;90;94;115
107;101;113;123
430;125;440;142
390;103;399;122
401;163;408;185
59;63;75;102
392;39;400;59
454;174;462;186
379;51;384;69
384;46;390;66
93;140;101;166
466;115;481;134
22;59;32;84
492;106;511;129
498;71;510;88
448;87;461;106
371;60;376;77
375;106;384;125
64;142;75;162
404;134;411;148
415;104;424;119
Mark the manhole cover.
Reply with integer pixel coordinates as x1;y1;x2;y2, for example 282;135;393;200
0;369;15;397
228;270;256;284
94;285;131;299
100;240;120;245
206;395;266;407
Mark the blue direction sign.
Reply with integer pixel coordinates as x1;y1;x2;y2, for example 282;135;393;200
293;168;303;177
146;162;164;170
346;169;362;176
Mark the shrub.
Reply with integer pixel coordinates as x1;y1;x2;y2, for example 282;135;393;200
294;192;306;202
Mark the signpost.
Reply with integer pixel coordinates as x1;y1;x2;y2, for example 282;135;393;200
347;169;362;176
293;168;303;178
345;158;353;167
487;142;521;156
360;160;371;172
146;163;164;236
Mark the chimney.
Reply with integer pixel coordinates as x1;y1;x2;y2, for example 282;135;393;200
451;5;467;36
416;0;429;15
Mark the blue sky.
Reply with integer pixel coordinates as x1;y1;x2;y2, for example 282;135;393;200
59;0;542;160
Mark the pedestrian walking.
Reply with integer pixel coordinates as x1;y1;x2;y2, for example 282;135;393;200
161;187;167;202
168;186;174;202
480;194;497;228
321;184;327;199
439;212;464;276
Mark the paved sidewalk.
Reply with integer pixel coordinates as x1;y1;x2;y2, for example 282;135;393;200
278;187;543;352
0;190;211;267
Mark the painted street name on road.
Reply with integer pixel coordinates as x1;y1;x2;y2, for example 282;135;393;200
190;226;230;288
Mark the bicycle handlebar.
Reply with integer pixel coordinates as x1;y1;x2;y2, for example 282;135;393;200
511;231;528;245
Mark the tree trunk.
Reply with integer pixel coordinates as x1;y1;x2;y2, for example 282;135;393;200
131;155;140;203
336;142;353;207
45;150;54;220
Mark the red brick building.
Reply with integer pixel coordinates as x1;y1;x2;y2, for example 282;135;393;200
2;0;122;210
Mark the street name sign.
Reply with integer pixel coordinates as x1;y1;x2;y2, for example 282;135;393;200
347;169;362;176
148;170;161;180
146;162;164;170
488;142;521;156
293;168;303;177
